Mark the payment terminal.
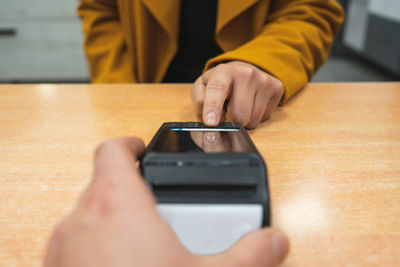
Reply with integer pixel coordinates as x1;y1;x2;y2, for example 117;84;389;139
140;122;270;254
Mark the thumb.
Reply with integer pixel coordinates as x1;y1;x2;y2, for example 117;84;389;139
207;228;289;267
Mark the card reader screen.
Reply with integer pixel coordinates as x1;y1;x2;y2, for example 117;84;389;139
152;128;254;153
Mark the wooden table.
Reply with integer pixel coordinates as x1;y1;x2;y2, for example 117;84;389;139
1;83;399;266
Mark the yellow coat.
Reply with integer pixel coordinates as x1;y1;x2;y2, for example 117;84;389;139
77;0;344;103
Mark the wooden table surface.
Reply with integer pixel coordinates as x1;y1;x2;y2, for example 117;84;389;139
1;83;400;266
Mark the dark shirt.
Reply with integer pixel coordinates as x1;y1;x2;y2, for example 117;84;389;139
162;0;223;83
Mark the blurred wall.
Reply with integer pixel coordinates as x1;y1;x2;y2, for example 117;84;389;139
341;0;400;75
0;0;88;82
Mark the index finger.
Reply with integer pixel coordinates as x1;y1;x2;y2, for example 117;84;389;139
202;65;233;126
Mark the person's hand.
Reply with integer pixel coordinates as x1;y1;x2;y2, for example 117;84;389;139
44;137;289;267
192;61;284;129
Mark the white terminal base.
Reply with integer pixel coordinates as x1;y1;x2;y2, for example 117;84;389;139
157;204;263;255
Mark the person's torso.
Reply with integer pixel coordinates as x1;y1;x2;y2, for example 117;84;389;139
117;0;270;82
162;0;223;83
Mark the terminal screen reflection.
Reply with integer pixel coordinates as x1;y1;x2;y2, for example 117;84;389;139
152;128;254;153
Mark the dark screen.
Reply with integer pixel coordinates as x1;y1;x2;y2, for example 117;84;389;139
151;128;254;153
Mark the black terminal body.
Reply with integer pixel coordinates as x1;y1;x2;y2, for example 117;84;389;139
140;122;270;226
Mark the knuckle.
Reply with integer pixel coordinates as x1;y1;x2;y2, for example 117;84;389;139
206;98;222;110
259;73;271;88
275;80;285;96
215;63;229;72
259;74;284;99
194;75;204;85
236;66;255;81
192;78;204;94
208;79;229;93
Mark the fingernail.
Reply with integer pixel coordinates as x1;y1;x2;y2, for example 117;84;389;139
205;132;217;142
270;230;289;260
206;112;217;125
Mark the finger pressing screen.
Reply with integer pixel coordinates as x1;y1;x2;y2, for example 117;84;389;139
202;65;233;126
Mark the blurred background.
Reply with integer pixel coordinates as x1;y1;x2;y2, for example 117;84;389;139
0;0;399;83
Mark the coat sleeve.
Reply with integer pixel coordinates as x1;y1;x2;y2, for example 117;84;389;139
205;0;344;103
77;0;136;83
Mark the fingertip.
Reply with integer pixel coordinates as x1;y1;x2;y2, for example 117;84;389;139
204;111;218;126
93;137;146;187
202;68;233;127
266;229;290;264
227;228;289;267
96;137;145;160
125;137;146;158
